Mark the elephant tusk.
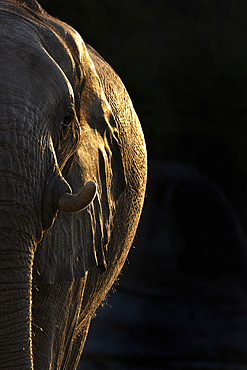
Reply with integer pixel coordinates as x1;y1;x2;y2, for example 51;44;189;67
58;181;97;213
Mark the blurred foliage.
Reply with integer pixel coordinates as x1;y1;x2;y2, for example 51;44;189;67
39;0;247;222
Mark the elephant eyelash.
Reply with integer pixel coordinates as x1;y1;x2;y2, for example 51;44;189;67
57;121;81;172
62;114;73;128
52;104;81;170
60;109;76;140
60;126;70;142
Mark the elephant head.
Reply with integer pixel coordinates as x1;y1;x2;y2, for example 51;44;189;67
0;1;147;368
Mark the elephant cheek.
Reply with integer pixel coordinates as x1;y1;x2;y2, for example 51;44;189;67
42;170;72;231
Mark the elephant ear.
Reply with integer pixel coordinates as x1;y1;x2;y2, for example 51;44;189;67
33;36;126;283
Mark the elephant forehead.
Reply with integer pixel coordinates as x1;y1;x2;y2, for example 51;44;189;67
0;9;75;98
35;23;78;88
0;35;73;110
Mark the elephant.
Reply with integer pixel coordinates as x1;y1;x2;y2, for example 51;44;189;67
0;0;147;369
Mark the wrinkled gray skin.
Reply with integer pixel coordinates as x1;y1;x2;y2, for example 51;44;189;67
0;1;147;369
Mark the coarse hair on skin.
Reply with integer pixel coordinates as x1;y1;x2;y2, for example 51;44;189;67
12;0;45;13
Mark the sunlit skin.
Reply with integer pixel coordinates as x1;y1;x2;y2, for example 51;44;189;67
0;0;147;369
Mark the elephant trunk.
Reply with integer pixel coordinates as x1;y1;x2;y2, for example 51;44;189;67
0;241;34;368
0;198;37;368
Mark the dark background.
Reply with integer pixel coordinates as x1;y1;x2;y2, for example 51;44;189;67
38;1;247;369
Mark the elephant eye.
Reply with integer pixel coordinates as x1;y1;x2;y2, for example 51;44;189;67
62;114;73;129
60;110;75;140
